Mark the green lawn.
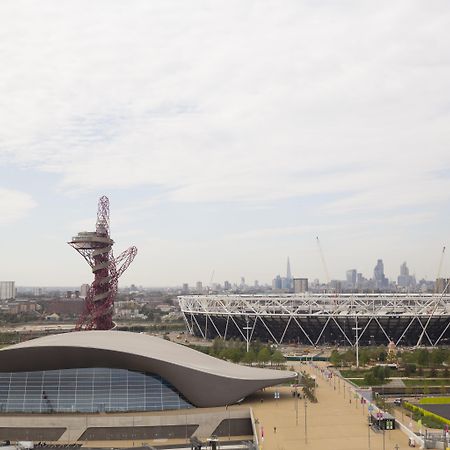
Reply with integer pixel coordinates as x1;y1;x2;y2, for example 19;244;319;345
347;378;372;387
339;369;371;378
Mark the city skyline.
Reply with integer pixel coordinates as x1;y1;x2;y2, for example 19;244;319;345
8;256;443;290
1;2;450;286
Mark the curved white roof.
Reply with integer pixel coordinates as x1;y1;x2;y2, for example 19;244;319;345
0;331;296;407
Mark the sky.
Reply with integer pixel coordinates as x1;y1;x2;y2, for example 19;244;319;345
1;0;450;287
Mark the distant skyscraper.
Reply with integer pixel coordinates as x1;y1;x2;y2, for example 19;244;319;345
196;281;203;293
293;278;308;293
285;257;293;290
346;269;357;287
272;275;282;290
182;283;189;294
400;262;409;277
436;278;450;294
224;281;231;290
286;257;292;281
397;262;415;288
0;281;15;300
80;284;90;298
240;277;246;287
373;259;388;289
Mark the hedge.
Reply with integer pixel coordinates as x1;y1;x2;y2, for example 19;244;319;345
419;397;450;405
404;401;450;427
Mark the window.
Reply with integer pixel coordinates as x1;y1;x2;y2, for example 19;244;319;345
0;368;192;413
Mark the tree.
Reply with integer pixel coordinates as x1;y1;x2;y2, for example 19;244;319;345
342;349;356;366
364;366;391;386
257;347;271;365
430;348;446;366
271;350;285;366
404;363;416;377
211;337;226;356
372;366;391;384
242;349;256;365
364;372;378;386
359;349;370;367
330;350;341;366
417;349;429;367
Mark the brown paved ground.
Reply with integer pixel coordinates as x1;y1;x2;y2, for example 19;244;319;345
246;362;412;450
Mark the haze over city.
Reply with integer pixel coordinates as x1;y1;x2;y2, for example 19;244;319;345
1;1;450;286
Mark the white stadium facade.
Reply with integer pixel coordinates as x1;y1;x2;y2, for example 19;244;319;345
179;293;450;347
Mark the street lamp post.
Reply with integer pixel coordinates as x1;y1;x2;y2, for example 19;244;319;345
295;388;298;426
352;315;362;368
243;316;252;353
304;397;308;444
229;405;231;440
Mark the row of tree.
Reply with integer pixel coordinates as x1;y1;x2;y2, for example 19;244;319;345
191;338;286;365
363;366;391;385
330;347;450;369
329;347;389;367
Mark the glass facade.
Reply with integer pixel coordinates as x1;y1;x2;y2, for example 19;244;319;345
0;368;192;413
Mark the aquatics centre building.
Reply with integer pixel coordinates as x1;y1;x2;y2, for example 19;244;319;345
0;331;295;443
179;293;450;347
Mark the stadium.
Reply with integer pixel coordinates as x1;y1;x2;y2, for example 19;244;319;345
0;331;295;443
179;293;450;347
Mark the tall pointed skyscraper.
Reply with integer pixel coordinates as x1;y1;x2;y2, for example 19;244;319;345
285;257;293;291
286;257;292;281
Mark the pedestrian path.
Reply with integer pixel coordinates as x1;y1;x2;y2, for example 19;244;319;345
247;362;413;450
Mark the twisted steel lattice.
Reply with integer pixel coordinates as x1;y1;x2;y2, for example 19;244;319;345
69;196;137;330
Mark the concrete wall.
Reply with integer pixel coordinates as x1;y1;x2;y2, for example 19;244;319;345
0;408;253;444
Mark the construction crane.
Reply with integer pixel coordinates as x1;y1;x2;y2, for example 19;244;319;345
417;245;447;347
437;246;446;281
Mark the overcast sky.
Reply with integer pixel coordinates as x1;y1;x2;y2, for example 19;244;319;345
1;1;450;287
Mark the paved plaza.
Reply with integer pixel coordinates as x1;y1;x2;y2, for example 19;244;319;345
248;362;413;450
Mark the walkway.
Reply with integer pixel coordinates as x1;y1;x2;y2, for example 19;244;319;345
247;362;413;450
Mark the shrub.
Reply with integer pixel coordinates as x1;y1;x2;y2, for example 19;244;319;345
404;363;416;376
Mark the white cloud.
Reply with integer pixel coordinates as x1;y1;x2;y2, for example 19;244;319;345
0;0;450;216
225;211;435;240
0;188;36;224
